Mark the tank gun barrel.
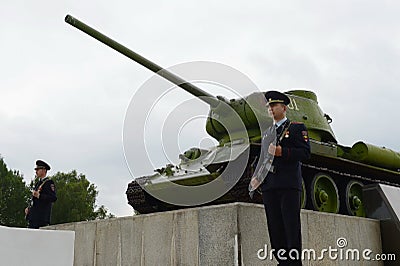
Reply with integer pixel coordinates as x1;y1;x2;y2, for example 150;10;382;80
65;15;218;107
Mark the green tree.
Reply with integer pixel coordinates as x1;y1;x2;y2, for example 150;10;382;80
0;157;31;227
49;170;114;224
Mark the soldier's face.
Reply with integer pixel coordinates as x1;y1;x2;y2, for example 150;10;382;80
268;103;286;121
35;168;46;178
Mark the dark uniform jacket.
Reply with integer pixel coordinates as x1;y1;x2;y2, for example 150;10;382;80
261;119;311;191
28;177;57;224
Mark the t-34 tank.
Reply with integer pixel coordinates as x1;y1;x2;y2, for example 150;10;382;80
66;15;400;217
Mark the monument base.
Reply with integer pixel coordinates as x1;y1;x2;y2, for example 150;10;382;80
47;203;383;265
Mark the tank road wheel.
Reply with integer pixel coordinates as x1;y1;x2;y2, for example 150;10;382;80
310;173;339;213
342;180;365;217
301;178;306;209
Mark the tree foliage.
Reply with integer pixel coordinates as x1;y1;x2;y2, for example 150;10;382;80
50;170;114;224
0;157;31;227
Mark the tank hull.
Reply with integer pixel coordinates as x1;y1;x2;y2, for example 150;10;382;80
127;143;400;215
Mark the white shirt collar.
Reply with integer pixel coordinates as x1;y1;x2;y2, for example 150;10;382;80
275;117;287;128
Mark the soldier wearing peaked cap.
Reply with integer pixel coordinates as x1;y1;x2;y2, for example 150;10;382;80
254;91;310;265
265;90;291;106
25;160;57;229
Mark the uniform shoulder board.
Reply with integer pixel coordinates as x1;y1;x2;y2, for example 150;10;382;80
291;121;304;124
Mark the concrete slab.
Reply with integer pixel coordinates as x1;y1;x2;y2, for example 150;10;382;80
198;204;238;265
142;211;174;265
172;209;199;265
237;204;270;266
0;225;75;266
120;216;144;266
95;218;121;266
74;221;96;266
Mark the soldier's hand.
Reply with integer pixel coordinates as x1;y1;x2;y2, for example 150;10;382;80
24;208;29;215
250;177;261;188
268;144;282;156
32;190;40;198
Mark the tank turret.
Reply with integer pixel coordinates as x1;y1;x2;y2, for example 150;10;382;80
66;15;400;217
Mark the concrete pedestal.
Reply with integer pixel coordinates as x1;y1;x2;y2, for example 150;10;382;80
47;203;383;265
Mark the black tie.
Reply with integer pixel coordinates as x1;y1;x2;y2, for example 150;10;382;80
276;124;283;136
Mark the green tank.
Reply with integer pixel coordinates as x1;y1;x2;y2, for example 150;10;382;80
66;15;400;217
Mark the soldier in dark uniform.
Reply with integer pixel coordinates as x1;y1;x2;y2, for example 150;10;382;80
259;91;310;265
25;160;57;229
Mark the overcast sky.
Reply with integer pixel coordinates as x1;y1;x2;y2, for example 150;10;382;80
1;1;399;217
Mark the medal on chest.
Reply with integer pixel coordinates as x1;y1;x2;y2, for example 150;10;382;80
284;130;290;138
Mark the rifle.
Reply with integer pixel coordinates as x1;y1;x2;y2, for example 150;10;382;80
25;178;50;220
248;121;291;198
